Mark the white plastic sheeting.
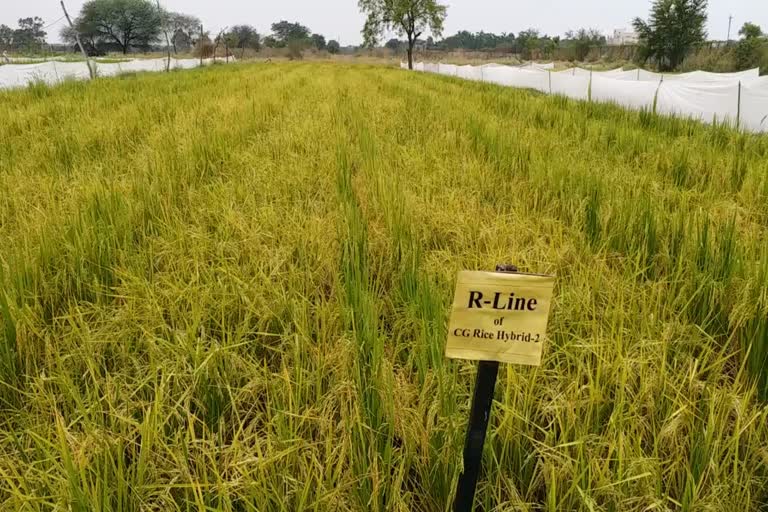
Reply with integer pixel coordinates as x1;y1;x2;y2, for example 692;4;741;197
438;63;458;76
1;61;90;88
583;67;760;83
591;76;659;111
0;57;232;90
550;72;590;101
741;78;768;133
481;66;548;92
656;81;741;127
456;65;483;81
519;61;555;71
404;61;768;133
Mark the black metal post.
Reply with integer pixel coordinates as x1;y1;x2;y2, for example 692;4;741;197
453;359;499;511
453;264;518;512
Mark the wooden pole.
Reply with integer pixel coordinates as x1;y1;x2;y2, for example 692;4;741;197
200;25;204;67
736;81;742;130
60;1;94;79
453;264;519;512
156;0;172;71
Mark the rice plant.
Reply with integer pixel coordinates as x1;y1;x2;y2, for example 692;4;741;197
0;62;766;511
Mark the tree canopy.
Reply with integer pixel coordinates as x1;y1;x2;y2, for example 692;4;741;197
0;17;47;53
0;25;11;51
311;34;327;51
734;23;765;71
270;20;311;47
435;29;560;58
327;39;341;54
439;30;515;51
384;38;403;50
359;0;447;69
225;25;261;54
164;12;200;53
633;0;708;71
562;28;605;61
65;0;164;54
738;22;763;40
262;21;332;55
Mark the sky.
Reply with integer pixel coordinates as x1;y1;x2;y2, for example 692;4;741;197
3;0;766;45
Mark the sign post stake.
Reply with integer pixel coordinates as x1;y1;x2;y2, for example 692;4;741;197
453;264;518;512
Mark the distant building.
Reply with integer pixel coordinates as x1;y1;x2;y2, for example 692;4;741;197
607;29;639;46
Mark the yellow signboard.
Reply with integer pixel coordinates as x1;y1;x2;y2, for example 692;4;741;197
446;271;556;366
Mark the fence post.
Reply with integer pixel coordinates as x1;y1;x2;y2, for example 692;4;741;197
156;0;172;71
736;81;742;130
653;77;663;115
548;70;552;95
60;1;94;79
589;66;593;102
637;68;640;81
200;25;204;67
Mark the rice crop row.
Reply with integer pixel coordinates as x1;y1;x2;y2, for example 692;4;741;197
0;62;766;511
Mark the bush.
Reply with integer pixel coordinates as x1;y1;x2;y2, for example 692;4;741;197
734;38;767;72
287;40;304;60
679;48;738;73
193;39;214;59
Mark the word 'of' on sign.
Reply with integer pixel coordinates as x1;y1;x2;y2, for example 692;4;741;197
446;270;556;366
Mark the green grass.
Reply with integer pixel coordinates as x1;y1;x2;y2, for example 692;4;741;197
0;62;767;511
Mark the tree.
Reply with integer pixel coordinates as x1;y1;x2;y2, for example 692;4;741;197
438;31;516;51
0;25;14;51
739;22;763;40
226;25;261;57
60;25;101;55
71;0;163;55
385;38;402;50
327;39;340;54
734;37;764;70
13;17;47;53
563;28;605;61
270;20;311;47
164;12;200;53
539;36;558;58
171;28;192;53
193;31;214;58
516;28;541;58
221;30;239;54
633;0;708;71
263;36;279;48
359;0;447;69
734;23;765;71
311;33;326;51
